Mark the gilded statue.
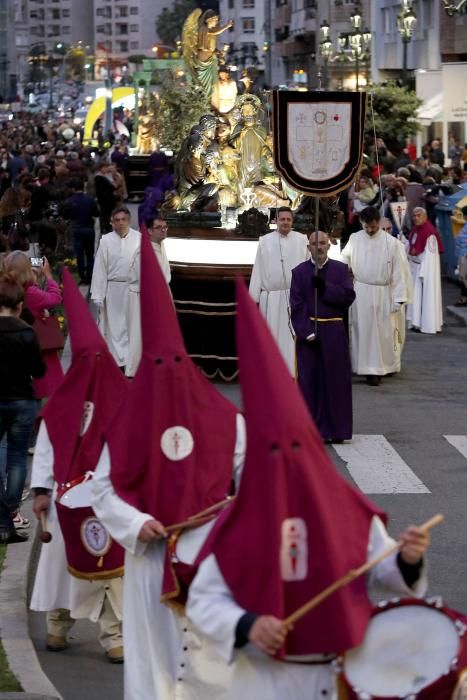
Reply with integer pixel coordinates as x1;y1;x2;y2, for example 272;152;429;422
229;95;268;190
211;65;238;122
182;9;233;100
136;114;155;155
204;143;238;207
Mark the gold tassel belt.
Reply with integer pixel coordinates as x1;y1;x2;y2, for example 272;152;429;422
309;316;343;322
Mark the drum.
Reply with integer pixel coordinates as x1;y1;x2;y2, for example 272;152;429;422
339;598;467;699
56;473;124;581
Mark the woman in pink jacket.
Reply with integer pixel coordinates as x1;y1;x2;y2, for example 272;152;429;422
6;252;64;400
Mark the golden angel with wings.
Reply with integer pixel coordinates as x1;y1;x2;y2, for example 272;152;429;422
182;9;233;99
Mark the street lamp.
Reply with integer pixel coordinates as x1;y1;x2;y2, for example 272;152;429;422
319;20;333;89
397;0;417;85
347;2;370;91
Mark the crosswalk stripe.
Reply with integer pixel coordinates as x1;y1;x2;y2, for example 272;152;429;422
333;435;431;494
444;435;467;460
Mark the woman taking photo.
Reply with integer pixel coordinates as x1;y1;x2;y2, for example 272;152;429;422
6;252;64;401
0;271;45;544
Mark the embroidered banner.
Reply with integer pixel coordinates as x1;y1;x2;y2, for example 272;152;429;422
390;201;408;232
273;91;367;196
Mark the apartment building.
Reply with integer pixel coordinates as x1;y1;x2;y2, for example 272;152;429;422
0;0;16;101
93;0;166;77
269;0;373;88
219;0;271;84
27;0;93;48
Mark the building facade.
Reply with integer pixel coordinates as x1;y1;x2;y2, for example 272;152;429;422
219;0;270;84
0;0;17;101
93;0;167;78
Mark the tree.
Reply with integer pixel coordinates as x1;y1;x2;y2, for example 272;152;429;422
154;70;210;152
365;83;422;153
155;0;197;47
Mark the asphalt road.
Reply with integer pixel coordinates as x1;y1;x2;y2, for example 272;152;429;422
28;279;467;699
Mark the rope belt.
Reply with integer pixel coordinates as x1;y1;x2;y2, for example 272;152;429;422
285;654;337;665
309;316;343;322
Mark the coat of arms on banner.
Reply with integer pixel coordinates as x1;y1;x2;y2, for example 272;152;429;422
273;91;367;196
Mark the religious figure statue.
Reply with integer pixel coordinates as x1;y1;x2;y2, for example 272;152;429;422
228;96;290;208
229;95;267;190
204;143;238;207
136;114;155;155
211;65;238;122
182;9;233;100
170;125;218;211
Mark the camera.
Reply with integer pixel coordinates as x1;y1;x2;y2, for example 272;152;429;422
30;257;43;267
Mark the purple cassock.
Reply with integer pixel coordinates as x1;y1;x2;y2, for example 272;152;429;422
290;258;356;442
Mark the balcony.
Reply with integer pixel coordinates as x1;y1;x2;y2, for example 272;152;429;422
290;7;316;37
273;3;291;30
274;36;313;57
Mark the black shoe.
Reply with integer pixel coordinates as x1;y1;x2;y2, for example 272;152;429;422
0;529;29;545
410;327;421;333
366;375;381;386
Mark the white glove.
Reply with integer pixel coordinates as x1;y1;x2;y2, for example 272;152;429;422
391;302;402;314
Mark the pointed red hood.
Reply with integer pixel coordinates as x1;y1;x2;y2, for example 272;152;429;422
202;279;386;656
63;268;107;358
108;229;238;525
41;269;128;484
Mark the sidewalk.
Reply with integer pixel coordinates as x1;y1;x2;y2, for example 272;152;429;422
0;500;62;700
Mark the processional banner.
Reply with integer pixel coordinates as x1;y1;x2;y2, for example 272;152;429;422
390;201;409;233
272;91;367;196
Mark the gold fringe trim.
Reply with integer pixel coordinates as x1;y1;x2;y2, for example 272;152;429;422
176;309;237;317
174;299;237;307
67;564;124;581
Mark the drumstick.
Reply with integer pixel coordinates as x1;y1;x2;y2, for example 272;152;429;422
165;496;236;534
39;512;52;543
283;513;444;629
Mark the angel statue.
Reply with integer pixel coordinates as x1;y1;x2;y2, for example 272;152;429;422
182;9;233;100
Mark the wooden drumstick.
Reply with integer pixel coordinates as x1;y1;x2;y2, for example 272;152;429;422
165;496;236;534
283;513;444;629
39;512;52;543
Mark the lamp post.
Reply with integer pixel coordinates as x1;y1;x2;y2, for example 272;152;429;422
397;0;417;86
319;20;333;89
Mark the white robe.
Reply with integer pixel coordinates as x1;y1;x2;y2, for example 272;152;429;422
341;229;406;375
90;228;141;367
186;516;428;700
406;235;443;334
126;240;171;378
390;236;413;365
249;230;308;375
91;414;246;700
29;422;123;623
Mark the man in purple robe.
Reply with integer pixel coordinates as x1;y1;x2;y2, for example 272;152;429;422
290;231;355;443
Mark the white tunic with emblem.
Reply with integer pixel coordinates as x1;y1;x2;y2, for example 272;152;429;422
341;229;407;375
186;517;428;700
91;414;246;700
29;421;122;623
90;228;141;367
249;230;308;375
125;240;171;378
